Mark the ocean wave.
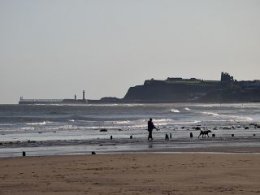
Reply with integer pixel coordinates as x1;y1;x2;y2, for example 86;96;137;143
155;119;173;122
123;104;145;107
184;107;191;111
202;112;220;117
130;124;147;129
0;123;14;126
201;111;253;122
87;104;119;107
195;103;260;109
26;121;52;126
112;120;132;125
170;109;180;113
21;127;35;130
227;115;253;122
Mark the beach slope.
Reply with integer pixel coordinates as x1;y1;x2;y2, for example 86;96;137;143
0;153;260;194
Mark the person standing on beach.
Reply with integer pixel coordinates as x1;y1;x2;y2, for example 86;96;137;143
147;118;158;141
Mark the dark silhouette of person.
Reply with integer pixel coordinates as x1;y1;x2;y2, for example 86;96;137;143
147;118;158;141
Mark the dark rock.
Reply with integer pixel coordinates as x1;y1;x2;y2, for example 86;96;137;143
100;129;108;132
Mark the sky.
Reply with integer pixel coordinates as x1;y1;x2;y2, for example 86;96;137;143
0;0;260;104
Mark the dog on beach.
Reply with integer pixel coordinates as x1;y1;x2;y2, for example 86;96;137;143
198;130;212;138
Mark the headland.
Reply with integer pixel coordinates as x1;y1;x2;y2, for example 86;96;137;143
95;72;260;103
18;73;260;104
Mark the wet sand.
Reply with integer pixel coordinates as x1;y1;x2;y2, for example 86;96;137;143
0;152;260;194
1;136;260;157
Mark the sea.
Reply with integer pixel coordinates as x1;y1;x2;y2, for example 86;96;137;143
0;103;260;157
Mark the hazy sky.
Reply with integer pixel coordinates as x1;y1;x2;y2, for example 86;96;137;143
1;0;260;104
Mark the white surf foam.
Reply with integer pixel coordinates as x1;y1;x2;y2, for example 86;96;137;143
201;111;253;122
26;121;51;126
202;112;220;117
227;115;253;122
112;120;132;125
170;109;180;113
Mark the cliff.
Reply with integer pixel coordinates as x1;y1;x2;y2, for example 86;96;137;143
122;73;260;103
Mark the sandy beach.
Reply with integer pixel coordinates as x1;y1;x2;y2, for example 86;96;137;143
0;152;260;195
0;104;260;194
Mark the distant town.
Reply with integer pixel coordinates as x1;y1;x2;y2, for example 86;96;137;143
19;72;260;104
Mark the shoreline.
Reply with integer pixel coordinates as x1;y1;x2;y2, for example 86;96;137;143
1;137;260;158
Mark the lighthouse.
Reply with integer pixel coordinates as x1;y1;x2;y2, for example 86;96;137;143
83;90;86;101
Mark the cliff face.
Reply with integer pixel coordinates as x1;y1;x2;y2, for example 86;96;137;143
124;80;221;102
123;73;260;103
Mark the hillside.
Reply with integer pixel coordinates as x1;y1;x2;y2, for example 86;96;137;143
122;73;260;103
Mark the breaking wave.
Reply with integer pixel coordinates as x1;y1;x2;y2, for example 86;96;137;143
170;109;180;113
202;112;220;117
227;115;253;122
201;111;253;122
26;121;52;126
